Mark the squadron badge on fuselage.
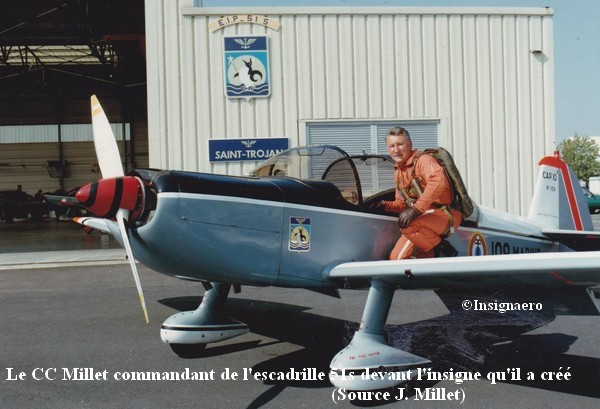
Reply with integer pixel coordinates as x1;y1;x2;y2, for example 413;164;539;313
289;217;311;252
468;231;488;256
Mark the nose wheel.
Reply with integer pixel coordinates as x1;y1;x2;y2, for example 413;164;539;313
161;282;249;356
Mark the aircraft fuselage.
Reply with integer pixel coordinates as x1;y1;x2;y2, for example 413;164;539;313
105;169;559;290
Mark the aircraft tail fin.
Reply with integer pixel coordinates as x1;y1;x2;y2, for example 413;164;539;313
527;152;593;231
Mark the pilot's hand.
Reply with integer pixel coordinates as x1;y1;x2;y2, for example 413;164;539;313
397;207;420;229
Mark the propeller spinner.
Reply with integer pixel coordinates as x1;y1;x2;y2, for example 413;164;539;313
76;95;150;324
76;176;145;221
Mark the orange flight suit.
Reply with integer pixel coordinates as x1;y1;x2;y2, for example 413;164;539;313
383;150;462;260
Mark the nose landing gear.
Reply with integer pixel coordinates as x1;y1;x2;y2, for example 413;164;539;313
161;282;248;358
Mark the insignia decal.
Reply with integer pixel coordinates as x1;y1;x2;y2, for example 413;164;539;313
289;217;311;252
224;35;270;100
468;232;488;256
241;140;257;148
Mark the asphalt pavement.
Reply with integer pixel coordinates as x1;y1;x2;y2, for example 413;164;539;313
0;218;600;408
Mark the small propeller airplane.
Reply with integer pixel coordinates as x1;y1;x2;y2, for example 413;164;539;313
73;95;600;391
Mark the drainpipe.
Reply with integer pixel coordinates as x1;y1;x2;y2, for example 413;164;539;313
120;87;129;173
57;91;64;191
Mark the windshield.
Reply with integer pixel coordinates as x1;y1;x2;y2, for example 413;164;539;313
250;146;361;205
348;155;396;200
250;146;396;208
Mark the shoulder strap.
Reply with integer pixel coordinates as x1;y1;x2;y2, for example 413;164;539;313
410;150;431;187
399;151;426;207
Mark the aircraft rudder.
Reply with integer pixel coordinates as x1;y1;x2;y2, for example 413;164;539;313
527;153;593;231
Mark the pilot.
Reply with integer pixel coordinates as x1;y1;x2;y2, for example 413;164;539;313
380;127;461;260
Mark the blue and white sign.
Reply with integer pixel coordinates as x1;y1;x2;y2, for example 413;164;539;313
224;35;270;100
209;138;289;162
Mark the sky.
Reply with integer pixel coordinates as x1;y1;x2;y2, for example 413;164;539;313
200;0;600;143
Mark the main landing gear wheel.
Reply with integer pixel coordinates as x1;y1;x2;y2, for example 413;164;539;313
169;343;207;359
329;279;431;390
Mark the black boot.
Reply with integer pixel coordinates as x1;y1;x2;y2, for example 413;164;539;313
434;239;458;258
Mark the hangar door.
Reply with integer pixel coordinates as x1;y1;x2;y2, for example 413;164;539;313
306;120;439;197
306;121;439;155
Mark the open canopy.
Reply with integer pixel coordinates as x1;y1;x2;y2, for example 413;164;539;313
250;145;396;208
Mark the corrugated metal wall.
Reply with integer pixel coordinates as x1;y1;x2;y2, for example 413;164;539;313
145;1;554;215
0;142;97;193
0;95;149;196
0;124;130;143
0;138;149;194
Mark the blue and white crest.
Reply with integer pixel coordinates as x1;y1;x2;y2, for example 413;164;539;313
224;35;270;100
289;217;311;252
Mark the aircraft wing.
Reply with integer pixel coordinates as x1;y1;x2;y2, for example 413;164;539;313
326;251;600;290
542;228;600;251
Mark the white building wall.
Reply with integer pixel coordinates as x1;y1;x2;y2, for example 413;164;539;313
145;1;555;216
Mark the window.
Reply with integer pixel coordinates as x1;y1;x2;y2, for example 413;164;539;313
306;120;439;155
306;120;439;196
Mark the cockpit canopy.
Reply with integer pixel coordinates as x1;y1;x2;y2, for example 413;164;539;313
250;145;396;208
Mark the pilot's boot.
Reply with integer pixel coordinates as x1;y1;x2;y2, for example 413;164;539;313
434;239;458;258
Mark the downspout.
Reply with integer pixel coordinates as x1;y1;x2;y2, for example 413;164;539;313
57;91;64;191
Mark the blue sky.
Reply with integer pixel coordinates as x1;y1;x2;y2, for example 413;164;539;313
201;0;600;142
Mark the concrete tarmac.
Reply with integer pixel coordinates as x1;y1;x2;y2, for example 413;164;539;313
1;219;600;408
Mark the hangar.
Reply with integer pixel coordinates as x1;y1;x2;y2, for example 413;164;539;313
0;0;148;196
1;1;555;217
146;1;555;216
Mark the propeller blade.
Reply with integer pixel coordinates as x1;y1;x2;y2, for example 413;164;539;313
91;95;124;178
88;95;148;323
116;209;149;324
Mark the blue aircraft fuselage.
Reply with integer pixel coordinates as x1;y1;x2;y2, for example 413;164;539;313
117;170;400;288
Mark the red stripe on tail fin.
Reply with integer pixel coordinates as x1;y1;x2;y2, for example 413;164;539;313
538;156;584;231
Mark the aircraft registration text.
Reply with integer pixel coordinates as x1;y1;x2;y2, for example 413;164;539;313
490;240;541;255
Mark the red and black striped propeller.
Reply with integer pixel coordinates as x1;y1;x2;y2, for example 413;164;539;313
76;95;149;323
76;176;145;222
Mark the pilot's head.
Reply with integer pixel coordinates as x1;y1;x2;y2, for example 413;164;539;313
386;127;413;167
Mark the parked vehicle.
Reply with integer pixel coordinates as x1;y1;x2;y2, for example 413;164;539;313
44;188;87;220
0;190;48;222
582;186;600;213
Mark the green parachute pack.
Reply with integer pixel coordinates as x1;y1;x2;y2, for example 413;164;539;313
412;147;475;218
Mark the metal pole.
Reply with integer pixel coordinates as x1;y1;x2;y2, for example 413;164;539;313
57;91;64;191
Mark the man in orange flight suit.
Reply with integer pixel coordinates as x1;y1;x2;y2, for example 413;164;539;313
381;127;462;260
